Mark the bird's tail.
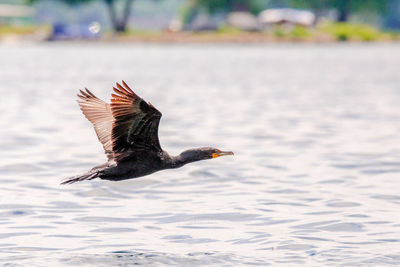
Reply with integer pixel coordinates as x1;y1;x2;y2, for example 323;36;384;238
61;171;100;185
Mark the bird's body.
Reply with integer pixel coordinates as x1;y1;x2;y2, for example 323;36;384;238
62;81;233;184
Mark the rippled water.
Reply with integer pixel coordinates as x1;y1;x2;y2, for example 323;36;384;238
1;43;400;266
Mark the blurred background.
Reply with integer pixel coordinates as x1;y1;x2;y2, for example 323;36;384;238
2;1;400;267
1;0;400;42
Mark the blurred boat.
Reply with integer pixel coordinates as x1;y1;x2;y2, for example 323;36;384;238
259;8;315;29
48;22;101;41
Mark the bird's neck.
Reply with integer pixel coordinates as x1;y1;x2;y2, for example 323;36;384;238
164;153;200;169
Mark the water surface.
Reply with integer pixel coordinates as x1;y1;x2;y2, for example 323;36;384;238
1;43;400;266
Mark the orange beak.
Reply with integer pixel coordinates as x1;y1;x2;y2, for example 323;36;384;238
212;151;234;158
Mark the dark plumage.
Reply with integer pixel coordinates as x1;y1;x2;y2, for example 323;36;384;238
62;81;233;184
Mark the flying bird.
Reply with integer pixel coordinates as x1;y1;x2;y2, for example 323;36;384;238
62;81;233;184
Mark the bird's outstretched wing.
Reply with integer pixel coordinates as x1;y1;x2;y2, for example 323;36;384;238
77;89;114;160
110;81;162;162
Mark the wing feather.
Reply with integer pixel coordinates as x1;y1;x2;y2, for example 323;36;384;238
110;81;162;162
77;88;114;160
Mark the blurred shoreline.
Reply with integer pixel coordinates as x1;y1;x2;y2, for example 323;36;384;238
106;31;400;44
1;30;400;44
1;1;400;45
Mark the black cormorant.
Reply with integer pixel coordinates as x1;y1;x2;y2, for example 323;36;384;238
62;81;233;184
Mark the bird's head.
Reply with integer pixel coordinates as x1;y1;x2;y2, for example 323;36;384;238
179;147;234;163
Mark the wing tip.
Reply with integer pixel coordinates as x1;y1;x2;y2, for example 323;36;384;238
77;88;97;100
113;80;135;96
121;80;134;93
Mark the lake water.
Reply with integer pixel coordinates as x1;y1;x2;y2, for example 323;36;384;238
1;43;400;266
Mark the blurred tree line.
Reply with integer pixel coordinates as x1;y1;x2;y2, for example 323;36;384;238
27;0;395;33
186;0;390;22
28;0;135;32
289;0;388;22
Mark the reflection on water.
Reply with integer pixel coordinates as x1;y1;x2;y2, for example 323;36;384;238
1;43;400;265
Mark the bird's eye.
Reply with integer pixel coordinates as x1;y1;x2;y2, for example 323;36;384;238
216;149;221;153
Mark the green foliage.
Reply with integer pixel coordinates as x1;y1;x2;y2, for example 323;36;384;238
290;25;310;38
248;0;270;14
0;25;36;35
289;0;389;13
185;0;269;16
355;25;381;41
216;25;243;35
121;28;160;36
272;25;310;39
273;26;285;37
0;24;51;35
192;0;246;14
27;0;94;4
321;22;382;41
289;0;389;22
